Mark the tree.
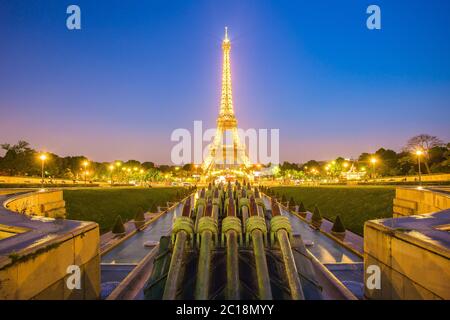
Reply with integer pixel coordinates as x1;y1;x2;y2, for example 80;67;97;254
302;160;320;171
406;134;444;174
375;148;399;176
311;205;323;228
298;201;306;213
0;141;37;176
134;207;146;230
142;162;155;169
124;160;141;168
358;152;371;162
331;215;346;233
406;134;443;151
158;165;171;173
112;215;126;234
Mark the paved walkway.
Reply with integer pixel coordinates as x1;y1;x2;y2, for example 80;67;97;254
100;211;160;254
299;210;364;255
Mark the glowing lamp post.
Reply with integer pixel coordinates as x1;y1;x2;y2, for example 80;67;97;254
370;158;377;179
109;165;114;186
39;153;47;188
82;161;89;185
415;150;424;186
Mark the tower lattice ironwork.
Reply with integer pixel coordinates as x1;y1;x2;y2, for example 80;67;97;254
202;27;251;174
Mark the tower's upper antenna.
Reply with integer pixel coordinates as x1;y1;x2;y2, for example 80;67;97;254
224;26;229;41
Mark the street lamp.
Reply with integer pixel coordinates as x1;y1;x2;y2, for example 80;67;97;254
39;153;47;188
415;150;424;186
370;157;377;179
82;160;89;185
109;165;114;186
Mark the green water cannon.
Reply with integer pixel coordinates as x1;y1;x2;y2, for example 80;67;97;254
196;198;219;247
222;191;242;299
163;197;194;300
269;198;304;300
245;195;272;299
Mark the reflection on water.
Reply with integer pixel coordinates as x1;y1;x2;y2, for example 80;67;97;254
101;200;186;264
263;197;362;264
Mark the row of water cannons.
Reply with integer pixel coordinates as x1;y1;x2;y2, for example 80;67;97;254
162;181;305;300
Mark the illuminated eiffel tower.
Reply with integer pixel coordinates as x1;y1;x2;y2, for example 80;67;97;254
202;27;251;176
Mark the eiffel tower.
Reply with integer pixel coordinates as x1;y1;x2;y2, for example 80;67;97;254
202;27;251;176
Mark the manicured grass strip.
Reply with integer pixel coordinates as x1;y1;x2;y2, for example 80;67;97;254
63;187;185;234
270;186;395;236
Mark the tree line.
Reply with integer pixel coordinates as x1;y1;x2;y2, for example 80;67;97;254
277;134;449;177
0;134;448;180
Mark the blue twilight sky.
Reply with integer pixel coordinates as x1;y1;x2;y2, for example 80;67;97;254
0;0;449;164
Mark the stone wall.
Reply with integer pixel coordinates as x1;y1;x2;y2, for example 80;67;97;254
393;187;450;217
374;173;450;183
4;190;66;218
0;190;100;299
0;225;100;299
364;216;449;300
364;187;450;300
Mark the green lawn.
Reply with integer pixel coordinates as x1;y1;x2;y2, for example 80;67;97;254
64;187;186;234
268;186;395;236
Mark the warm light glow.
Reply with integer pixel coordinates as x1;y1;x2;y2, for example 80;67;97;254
116;161;122;167
109;165;114;170
370;158;377;164
415;150;424;156
83;160;89;167
127;168;131;172
140;169;144;173
133;167;138;171
343;162;349;168
39;154;47;161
